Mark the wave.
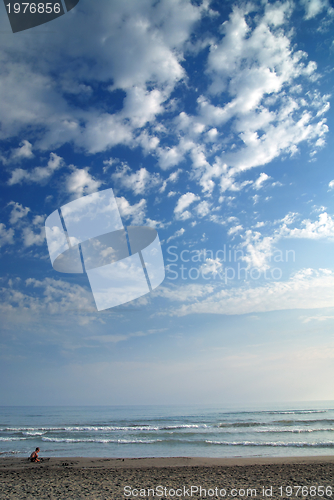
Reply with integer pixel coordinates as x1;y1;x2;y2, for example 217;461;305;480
3;427;67;432
273;419;334;425
42;437;163;444
22;431;46;436
63;424;208;432
40;435;334;448
223;410;329;416
256;427;334;434
266;410;328;414
217;419;334;428
0;437;27;441
218;422;263;428
205;440;334;448
2;424;209;433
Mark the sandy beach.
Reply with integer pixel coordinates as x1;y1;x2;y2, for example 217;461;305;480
0;456;333;500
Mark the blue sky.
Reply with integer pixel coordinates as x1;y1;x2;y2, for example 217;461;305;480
0;0;334;406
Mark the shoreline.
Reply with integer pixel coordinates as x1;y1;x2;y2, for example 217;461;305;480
2;455;334;470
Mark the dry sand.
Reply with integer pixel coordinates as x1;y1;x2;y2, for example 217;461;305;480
0;456;333;500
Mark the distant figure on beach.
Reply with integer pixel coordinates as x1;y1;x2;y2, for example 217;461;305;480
29;447;40;462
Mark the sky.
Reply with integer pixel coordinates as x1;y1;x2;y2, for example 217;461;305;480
0;0;334;406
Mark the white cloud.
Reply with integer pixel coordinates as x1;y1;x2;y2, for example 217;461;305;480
232;210;334;272
301;0;330;19
159;169;181;193
199;258;223;276
253;172;270;190
8;202;30;225
241;230;275;270
33;215;45;226
178;210;192;221
0;277;95;321
74;113;134;154
174;192;200;219
8;153;64;185
145;218;165;229
280;212;299;225
10;140;34;161
166;228;185;243
191;151;226;194
120;87;165;128
328;180;334;190
281;212;334;240
115;197;146;225
157;143;187;170
167;268;334;316
195;201;211;217
0;224;14;247
301;314;334;323
263;1;293;26
0;0;328;206
0;0;205;153
167;169;181;183
156;3;330;196
22;227;45;247
228;225;243;236
66;168;102;198
112;164;161;195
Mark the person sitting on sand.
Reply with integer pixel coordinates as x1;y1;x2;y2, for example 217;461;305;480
29;447;40;462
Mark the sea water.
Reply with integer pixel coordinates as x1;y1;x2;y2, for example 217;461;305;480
1;402;333;458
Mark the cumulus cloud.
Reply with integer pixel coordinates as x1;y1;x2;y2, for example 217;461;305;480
159;169;181;193
8;202;30;225
281;212;334;240
0;0;205;153
300;0;331;19
115;197;146;225
234;209;334;272
253;173;271;190
241;230;275;270
10;140;34;161
0;224;14;247
157;143;188;170
112;164;161;195
22;227;45;247
148;2;330;197
195;201;211;217
8;153;64;185
0;0;329;209
66;168;102;198
228;225;243;236
120;87;166;128
174;192;200;219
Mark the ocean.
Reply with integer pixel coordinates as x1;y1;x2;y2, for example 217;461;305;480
1;402;333;459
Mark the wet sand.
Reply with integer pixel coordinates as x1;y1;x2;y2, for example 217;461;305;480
0;456;333;499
